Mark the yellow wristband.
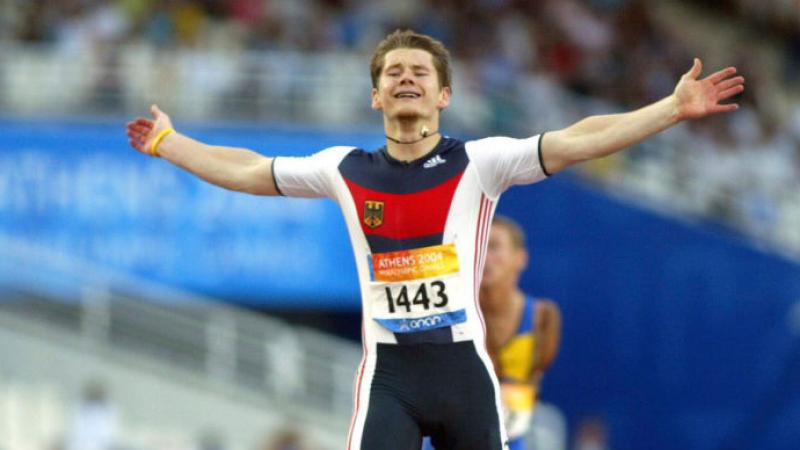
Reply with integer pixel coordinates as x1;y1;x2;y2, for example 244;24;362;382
150;128;175;157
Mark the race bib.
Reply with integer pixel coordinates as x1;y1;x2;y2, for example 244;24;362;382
367;243;466;333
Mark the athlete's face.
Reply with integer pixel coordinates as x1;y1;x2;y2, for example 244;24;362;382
371;48;451;119
482;224;527;289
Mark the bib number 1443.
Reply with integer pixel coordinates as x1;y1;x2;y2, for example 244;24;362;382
385;280;448;314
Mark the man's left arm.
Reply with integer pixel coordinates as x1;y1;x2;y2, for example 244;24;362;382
541;58;745;175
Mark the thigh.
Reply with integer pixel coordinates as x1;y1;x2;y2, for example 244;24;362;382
433;416;504;450
431;352;505;450
358;389;422;450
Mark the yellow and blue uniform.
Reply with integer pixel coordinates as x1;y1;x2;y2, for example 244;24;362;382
498;296;537;450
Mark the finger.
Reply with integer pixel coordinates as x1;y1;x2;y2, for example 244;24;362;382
127;119;153;134
704;67;737;84
127;131;147;142
134;117;153;126
715;76;745;92
126;129;144;142
684;58;702;80
126;123;150;137
718;84;745;100
128;139;146;153
128;123;152;135
711;103;739;114
127;129;148;141
126;121;146;131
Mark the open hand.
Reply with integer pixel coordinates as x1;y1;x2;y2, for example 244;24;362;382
126;104;174;155
674;58;745;121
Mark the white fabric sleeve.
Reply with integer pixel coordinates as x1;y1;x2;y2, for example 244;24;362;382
272;146;354;198
465;134;549;199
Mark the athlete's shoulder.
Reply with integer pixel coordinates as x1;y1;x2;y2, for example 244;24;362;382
463;134;548;197
337;147;388;179
314;145;359;161
273;146;357;198
438;135;466;150
340;146;382;162
299;146;361;176
464;135;543;153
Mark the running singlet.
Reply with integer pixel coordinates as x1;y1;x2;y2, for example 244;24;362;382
273;135;548;449
498;296;538;443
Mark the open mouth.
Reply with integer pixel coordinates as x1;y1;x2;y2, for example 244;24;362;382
394;92;421;99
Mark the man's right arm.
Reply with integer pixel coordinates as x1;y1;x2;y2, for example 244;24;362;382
157;132;279;196
126;105;280;196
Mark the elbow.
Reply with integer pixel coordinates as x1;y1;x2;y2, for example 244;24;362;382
559;136;595;166
543;131;591;174
240;158;278;196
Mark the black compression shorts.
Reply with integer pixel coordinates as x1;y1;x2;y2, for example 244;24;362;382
354;341;506;450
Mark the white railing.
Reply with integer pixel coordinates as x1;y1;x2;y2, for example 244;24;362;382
0;234;362;450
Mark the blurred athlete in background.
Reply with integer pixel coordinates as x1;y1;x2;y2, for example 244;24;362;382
482;216;561;450
126;29;743;450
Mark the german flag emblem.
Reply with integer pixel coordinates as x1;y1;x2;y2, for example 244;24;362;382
364;200;384;229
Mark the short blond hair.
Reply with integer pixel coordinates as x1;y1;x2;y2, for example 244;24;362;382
370;29;452;90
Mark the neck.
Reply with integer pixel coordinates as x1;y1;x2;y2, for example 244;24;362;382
480;283;523;315
384;118;441;162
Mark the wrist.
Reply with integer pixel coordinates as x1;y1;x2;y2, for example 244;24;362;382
665;95;682;124
150;128;175;157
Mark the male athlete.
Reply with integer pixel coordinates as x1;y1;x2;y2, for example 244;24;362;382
421;216;561;450
126;29;744;450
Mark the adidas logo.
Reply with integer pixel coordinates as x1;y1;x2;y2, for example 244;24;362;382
423;155;447;169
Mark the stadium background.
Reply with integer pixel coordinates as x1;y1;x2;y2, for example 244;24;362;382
1;1;800;449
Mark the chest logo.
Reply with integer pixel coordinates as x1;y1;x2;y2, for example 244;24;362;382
423;154;447;169
364;200;385;229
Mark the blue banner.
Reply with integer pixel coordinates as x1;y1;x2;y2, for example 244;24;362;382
0;118;386;307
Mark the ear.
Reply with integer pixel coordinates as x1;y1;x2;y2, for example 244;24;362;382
436;86;452;110
371;87;382;111
515;248;529;272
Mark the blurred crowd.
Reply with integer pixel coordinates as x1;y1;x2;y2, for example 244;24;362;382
4;0;798;105
2;0;800;248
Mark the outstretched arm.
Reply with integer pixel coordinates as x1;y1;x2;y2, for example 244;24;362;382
541;58;745;174
126;105;280;196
